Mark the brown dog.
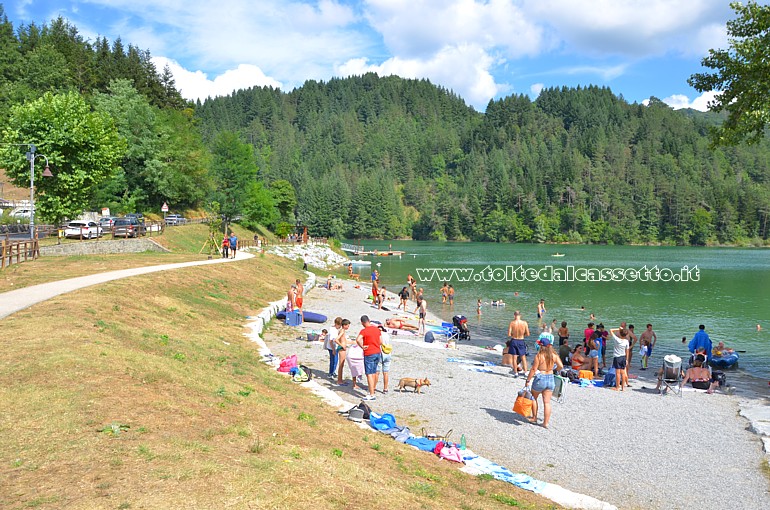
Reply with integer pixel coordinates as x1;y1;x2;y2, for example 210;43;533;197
397;377;431;393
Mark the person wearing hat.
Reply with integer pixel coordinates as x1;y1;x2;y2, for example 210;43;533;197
356;315;382;401
524;333;563;429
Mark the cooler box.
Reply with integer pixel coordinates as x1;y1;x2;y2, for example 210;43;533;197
285;310;303;326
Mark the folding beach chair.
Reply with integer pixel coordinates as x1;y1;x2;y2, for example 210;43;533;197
659;354;683;396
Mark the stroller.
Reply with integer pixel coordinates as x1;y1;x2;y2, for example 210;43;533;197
452;315;470;341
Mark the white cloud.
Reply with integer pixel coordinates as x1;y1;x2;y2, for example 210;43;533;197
530;83;544;96
521;0;732;57
659;91;718;112
66;1;371;87
21;1;736;110
364;0;546;58
338;43;503;110
152;57;283;101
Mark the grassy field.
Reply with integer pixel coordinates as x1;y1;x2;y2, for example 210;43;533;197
0;224;255;293
0;226;560;510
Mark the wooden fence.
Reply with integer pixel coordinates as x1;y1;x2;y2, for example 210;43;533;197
1;238;39;269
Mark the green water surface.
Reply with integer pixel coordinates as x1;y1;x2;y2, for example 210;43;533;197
346;241;770;380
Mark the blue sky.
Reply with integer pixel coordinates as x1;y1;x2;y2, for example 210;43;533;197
6;0;741;112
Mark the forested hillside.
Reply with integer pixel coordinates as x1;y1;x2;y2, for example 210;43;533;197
0;7;208;221
196;78;770;245
1;6;769;245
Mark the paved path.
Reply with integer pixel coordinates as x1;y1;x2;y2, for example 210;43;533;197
0;250;254;320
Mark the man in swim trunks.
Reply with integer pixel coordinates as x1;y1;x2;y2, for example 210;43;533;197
639;324;657;370
294;279;304;314
385;318;419;331
507;311;530;378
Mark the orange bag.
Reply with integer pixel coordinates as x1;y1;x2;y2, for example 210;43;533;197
579;370;594;380
513;389;534;418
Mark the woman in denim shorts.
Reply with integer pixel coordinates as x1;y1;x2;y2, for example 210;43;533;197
525;332;563;429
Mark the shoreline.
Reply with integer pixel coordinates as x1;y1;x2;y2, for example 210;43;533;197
259;273;770;510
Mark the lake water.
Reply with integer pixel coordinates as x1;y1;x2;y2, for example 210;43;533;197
346;241;770;381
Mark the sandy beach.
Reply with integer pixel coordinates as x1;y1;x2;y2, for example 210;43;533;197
262;275;770;510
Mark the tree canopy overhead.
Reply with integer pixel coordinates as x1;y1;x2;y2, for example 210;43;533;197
689;1;770;145
0;91;126;226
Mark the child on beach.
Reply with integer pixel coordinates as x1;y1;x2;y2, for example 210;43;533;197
322;327;337;378
335;318;351;385
397;286;409;310
418;296;428;332
477;299;482;315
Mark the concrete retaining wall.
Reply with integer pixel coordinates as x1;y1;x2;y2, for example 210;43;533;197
41;238;169;257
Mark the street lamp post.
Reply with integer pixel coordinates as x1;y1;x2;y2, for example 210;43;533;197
25;144;53;240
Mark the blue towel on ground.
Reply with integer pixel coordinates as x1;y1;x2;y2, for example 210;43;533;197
391;427;413;443
405;437;440;452
461;366;494;373
462;453;546;494
447;357;495;366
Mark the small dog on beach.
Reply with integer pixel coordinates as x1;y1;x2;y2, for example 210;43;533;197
397;377;431;393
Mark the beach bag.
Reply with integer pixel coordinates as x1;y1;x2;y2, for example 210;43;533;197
380;331;392;354
578;370;594;380
603;368;616;387
299;364;312;380
291;366;310;382
712;370;727;387
278;354;298;372
349;401;371;420
513;388;534;418
348;407;365;422
370;413;397;430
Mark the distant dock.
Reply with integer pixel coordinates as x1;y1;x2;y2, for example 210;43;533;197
340;243;405;257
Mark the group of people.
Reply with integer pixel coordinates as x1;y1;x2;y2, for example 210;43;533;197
439;282;455;305
286;278;304;314
322;314;392;401
220;232;238;259
370;270;391;310
509;309;731;426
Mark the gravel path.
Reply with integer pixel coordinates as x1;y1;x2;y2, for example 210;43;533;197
264;277;770;510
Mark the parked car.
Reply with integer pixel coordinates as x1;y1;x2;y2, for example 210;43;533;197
10;208;32;219
125;213;145;225
64;220;103;239
164;214;186;225
99;216;118;229
112;217;145;238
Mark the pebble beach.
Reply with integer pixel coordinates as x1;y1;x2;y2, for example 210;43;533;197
261;270;770;510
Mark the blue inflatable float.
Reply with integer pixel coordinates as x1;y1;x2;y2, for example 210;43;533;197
710;351;739;368
275;309;328;324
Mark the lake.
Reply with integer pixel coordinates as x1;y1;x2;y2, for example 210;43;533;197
346;241;770;381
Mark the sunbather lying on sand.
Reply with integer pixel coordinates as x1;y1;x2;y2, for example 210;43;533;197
385;318;419;331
